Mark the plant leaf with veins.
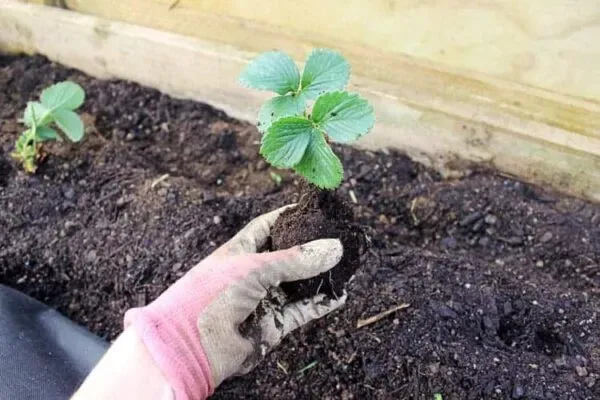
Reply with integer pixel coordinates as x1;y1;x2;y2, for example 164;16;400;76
258;93;305;133
41;81;85;110
260;117;313;168
239;48;374;190
312;91;375;143
239;51;300;95
294;129;343;189
23;102;52;127
300;49;350;99
53;109;85;142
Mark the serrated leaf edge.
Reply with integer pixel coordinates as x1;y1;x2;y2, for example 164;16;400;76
259;116;313;168
238;51;301;95
293;129;343;189
300;48;351;98
311;90;375;143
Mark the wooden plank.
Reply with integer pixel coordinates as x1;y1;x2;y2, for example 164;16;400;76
43;0;600;141
1;1;600;202
55;0;600;102
16;0;57;4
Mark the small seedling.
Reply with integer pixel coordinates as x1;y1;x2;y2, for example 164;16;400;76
12;81;86;173
239;49;375;189
434;393;443;400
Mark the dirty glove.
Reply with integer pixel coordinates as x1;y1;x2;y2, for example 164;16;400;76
124;206;346;400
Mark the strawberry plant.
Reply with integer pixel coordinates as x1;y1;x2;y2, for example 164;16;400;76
239;49;374;301
239;49;375;189
12;81;86;173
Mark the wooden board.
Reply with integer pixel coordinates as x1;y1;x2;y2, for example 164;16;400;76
53;0;600;102
1;1;600;202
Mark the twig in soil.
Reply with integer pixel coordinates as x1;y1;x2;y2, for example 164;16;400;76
315;277;324;295
151;174;170;188
346;351;357;364
409;196;436;226
349;189;358;204
297;361;318;375
409;197;420;225
276;361;289;375
356;303;410;329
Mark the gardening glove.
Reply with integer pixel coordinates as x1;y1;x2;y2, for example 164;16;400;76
124;205;346;400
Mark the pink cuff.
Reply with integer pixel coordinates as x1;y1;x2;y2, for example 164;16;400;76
122;253;272;399
125;305;213;400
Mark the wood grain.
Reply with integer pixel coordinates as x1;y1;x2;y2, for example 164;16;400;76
56;0;600;101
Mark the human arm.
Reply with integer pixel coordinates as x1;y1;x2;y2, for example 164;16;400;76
72;328;173;399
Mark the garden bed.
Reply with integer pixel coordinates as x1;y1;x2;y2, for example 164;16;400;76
1;55;599;399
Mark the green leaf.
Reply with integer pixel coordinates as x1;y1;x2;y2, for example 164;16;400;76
260;117;313;168
294;129;343;189
40;81;85;110
257;94;305;133
239;51;300;95
35;126;59;142
311;91;375;143
300;49;350;99
23;102;52;127
53;109;84;142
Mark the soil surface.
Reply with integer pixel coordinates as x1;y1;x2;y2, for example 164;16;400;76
272;184;363;300
1;55;600;400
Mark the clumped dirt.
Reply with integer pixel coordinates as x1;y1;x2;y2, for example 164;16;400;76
1;55;599;399
272;184;363;300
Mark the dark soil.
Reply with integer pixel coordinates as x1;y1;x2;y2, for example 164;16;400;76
272;184;363;300
1;55;600;400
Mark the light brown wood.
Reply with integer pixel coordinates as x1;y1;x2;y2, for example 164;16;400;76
16;0;57;4
1;1;599;202
357;304;410;329
54;0;600;102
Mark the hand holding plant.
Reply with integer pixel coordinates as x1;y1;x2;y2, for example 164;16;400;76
239;49;373;300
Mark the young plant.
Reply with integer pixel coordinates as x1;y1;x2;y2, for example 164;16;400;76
12;81;86;173
239;49;375;189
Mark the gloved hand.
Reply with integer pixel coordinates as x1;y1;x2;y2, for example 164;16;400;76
125;205;346;400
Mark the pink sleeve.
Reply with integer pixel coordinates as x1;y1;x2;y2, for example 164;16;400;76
123;263;225;400
123;254;270;399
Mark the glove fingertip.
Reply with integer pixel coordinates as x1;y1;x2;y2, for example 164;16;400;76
298;238;343;267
